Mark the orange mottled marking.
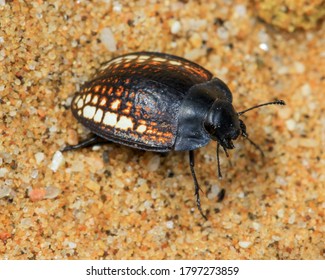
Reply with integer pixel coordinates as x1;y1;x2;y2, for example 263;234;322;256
108;87;113;95
94;85;101;93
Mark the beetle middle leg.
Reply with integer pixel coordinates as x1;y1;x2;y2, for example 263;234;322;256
61;135;110;152
189;150;207;220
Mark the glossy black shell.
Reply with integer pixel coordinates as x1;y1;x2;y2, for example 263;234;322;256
70;52;233;152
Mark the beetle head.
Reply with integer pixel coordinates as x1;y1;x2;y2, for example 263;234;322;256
204;98;285;179
204;100;242;149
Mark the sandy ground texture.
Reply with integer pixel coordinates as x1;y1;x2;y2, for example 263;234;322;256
0;0;324;259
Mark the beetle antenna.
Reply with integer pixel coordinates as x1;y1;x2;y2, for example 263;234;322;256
222;146;229;158
238;100;285;116
243;135;265;159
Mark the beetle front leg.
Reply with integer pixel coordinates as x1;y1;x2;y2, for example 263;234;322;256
189;150;207;220
61;135;110;152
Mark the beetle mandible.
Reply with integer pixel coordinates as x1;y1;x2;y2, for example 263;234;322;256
63;52;285;219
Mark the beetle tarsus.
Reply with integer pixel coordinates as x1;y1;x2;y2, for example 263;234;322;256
217;188;226;202
61;135;110;152
189;150;208;220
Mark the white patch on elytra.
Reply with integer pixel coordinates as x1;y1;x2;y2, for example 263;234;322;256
116;116;134;130
137;55;150;62
100;98;107;106
124;55;138;62
152;57;166;62
77;98;84;109
94;109;103;123
103;112;117;126
111;99;121;110
169;60;182;66
83;105;96;119
92;95;99;105
136;124;147;133
85;94;92;104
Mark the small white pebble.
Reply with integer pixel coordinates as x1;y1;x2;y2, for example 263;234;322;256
71;161;84;172
0;186;14;199
44;186;61;199
137;178;147;187
277;66;289;75
0;37;4;44
275;176;287;186
277;209;285;218
302;159;309;167
68;241;77;249
288;213;296;224
151;189;159;199
238;241;251;248
238;192;245;198
14;78;21;85
259;43;269;51
258;30;269;43
49;151;65;172
146;155;161;172
171;21;181;34
20;218;33;229
207;184;220;200
31;169;39;179
272;235;282;241
166;220;174;229
112;1;122;12
0;167;8;178
252;222;261;231
298;222;307;228
4;179;13;186
234;4;246;17
100;27;117;52
143;200;152;209
65;96;73;107
71;40;78;47
49;125;57;133
184;48;206;60
294;61;305;74
286;119;296;131
9;110;17;117
35;152;45;164
217;26;229;40
92;145;101;151
301;83;311;96
0;0;5;7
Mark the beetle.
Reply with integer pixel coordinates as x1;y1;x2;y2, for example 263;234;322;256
63;51;285;219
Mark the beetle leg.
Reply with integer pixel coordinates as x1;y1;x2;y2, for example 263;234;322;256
217;188;226;202
61;135;110;152
189;150;207;220
216;144;223;179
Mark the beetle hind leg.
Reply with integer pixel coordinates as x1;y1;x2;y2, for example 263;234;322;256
189;150;207;220
61;135;110;152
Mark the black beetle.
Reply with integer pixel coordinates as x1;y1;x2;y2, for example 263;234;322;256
63;52;285;219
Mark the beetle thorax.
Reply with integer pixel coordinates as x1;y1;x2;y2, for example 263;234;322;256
204;100;241;149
